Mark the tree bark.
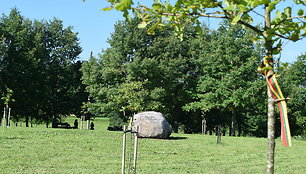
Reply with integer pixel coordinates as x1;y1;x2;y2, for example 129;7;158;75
2;107;6;128
25;116;29;127
264;4;275;174
7;107;11;127
267;90;276;174
231;109;236;136
202;119;207;134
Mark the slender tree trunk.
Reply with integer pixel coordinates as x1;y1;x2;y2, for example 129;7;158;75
25;116;29;127
237;115;242;137
264;4;275;174
201;111;206;134
2;107;6;128
231;109;236;136
267;90;276;173
30;117;33;127
7;107;11;127
202;119;207;134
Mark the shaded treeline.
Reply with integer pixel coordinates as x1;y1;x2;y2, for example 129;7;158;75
0;9;88;127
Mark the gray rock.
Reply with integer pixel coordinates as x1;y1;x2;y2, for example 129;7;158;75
131;111;171;138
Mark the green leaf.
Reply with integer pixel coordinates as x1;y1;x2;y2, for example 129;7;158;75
297;9;304;16
268;0;281;12
102;7;114;11
115;0;133;11
242;14;253;23
147;20;160;34
238;4;249;11
276;10;282;18
284;7;292;18
231;15;241;25
152;3;163;11
138;21;148;28
290;32;300;42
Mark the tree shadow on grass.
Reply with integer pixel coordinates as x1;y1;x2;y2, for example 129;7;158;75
139;136;187;140
3;137;26;140
167;136;188;140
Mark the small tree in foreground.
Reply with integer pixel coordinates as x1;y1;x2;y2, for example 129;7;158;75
1;88;14;127
89;0;305;173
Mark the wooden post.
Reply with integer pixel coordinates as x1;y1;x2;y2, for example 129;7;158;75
87;120;90;130
217;125;222;144
122;125;126;174
231;109;236;136
201;120;204;134
7;108;11;127
2;107;5;128
202;119;207;134
80;118;82;129
80;116;84;130
133;126;139;174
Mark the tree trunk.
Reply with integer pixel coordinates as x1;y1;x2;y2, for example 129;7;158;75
237;115;242;137
202;119;207;134
267;90;276;174
201;111;206;134
25;116;29;127
30;117;33;127
231;109;236;136
264;4;275;174
2;107;6;128
7;107;11;127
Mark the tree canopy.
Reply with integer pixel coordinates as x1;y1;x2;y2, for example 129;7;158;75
82;18;287;135
0;9;87;127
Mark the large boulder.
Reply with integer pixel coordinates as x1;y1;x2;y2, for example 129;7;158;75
131;111;171;138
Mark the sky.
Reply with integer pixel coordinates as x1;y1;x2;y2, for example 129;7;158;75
1;0;305;63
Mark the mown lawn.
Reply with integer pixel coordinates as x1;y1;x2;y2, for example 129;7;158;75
0;117;305;174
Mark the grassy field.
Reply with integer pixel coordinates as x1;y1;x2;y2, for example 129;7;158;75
1;117;306;174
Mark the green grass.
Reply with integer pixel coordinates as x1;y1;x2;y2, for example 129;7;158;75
1;117;306;174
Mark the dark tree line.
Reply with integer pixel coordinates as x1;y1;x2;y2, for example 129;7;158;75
82;18;305;137
0;9;88;127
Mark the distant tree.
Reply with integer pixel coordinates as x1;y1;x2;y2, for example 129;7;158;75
281;54;306;137
0;8;36;126
0;9;83;127
1;88;14;127
81;19;198;129
184;22;265;136
81;18;264;134
69;61;89;118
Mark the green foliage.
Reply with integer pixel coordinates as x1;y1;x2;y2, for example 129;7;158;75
108;112;125;127
81;18;272;135
279;54;306;136
0;8;86;126
183;22;267;135
81;19;198;128
104;0;305;48
1;88;14;106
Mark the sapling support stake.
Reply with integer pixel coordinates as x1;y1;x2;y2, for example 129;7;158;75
2;107;5;128
217;125;222;144
133;126;139;174
7;108;11;127
122;125;139;174
122;125;127;174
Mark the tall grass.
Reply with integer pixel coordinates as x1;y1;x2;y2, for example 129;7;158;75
0;117;305;173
